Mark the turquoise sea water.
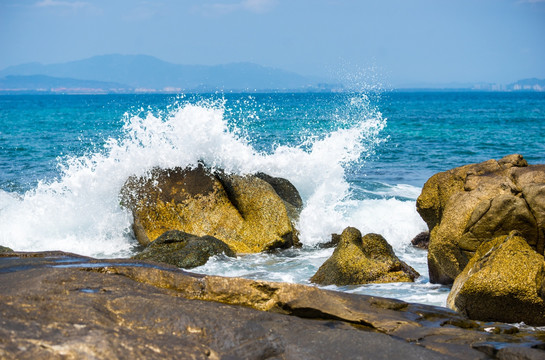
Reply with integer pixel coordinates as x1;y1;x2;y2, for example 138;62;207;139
1;91;544;306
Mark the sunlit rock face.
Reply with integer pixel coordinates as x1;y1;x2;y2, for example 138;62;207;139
416;154;545;284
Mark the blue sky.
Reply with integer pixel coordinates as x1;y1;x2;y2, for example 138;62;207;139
1;0;544;86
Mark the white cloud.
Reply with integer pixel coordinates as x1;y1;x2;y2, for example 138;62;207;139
200;0;277;16
241;0;276;13
35;0;90;9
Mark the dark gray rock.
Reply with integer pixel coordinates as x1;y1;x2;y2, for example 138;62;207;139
411;231;430;249
497;346;545;360
132;230;235;269
318;233;342;249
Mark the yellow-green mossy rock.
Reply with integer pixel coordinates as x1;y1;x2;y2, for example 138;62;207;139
416;154;545;284
120;164;300;253
447;232;545;326
310;227;419;285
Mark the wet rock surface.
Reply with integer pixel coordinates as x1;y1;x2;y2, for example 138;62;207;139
416;154;545;284
254;172;303;222
1;252;545;359
120;165;300;253
311;227;419;285
411;231;430;249
132;230;235;269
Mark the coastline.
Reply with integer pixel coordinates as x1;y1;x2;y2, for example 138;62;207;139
1;251;544;359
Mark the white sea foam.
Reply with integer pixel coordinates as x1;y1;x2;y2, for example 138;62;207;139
0;95;452;305
0;96;399;257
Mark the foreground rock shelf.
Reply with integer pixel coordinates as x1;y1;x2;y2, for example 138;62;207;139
1;252;545;359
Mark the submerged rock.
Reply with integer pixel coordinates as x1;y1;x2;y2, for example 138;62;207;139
411;231;430;249
120;164;300;253
447;232;545;326
310;227;419;285
132;230;235;269
416;154;545;284
317;233;342;249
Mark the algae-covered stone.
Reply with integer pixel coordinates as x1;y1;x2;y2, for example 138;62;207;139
416;154;545;284
447;232;545;326
310;227;419;286
255;172;303;221
132;230;235;269
120;164;300;253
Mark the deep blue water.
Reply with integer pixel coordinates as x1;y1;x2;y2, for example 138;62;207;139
2;92;544;193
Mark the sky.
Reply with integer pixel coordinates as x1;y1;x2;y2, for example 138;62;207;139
1;0;544;87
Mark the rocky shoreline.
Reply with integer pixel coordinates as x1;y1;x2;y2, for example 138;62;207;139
1;251;544;359
2;155;545;358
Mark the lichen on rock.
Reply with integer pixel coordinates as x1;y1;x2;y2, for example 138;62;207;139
416;154;545;284
310;227;419;286
120;164;301;253
447;231;545;326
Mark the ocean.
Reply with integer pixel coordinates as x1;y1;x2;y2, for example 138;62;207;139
1;91;544;307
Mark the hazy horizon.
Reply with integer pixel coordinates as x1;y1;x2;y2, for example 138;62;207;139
1;0;544;88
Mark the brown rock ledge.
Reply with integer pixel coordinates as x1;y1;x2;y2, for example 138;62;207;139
1;252;545;359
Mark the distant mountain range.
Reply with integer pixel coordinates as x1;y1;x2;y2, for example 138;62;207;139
0;55;339;94
0;55;543;94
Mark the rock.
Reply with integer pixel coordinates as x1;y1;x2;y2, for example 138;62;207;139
447;232;545;326
0;251;499;360
120;164;300;253
310;227;419;285
0;245;13;253
411;231;430;249
497;346;545;360
3;252;545;359
416;154;545;284
132;230;235;269
255;172;303;222
318;233;342;249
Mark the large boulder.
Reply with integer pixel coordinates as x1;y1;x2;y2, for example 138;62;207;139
416;154;545;284
132;230;235;269
120;164;300;253
310;227;419;285
447;232;545;326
